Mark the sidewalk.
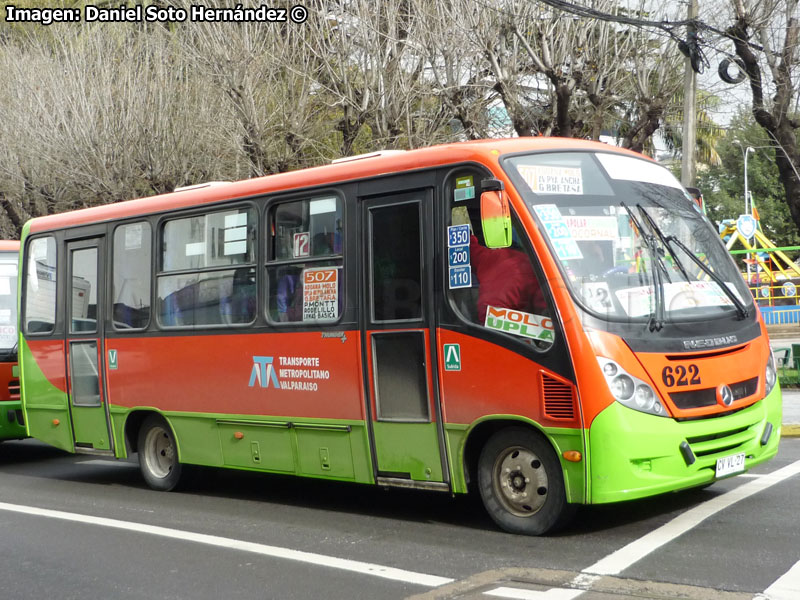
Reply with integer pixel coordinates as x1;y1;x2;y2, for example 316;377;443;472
782;388;800;437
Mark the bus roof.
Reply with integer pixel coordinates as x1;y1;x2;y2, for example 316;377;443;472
27;137;644;234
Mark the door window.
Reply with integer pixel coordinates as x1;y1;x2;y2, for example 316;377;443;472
369;202;422;322
70;247;98;334
446;171;555;349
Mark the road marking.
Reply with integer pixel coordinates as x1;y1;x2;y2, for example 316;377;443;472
4;459;799;595
755;559;800;600
585;459;800;576
0;501;454;588
485;587;582;599
485;459;800;599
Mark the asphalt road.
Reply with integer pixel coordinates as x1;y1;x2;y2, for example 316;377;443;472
0;437;798;599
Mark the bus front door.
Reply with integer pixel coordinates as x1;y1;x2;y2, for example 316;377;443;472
362;191;449;490
65;238;114;454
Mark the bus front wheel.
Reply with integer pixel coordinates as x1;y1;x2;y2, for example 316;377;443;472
477;427;573;535
138;415;183;492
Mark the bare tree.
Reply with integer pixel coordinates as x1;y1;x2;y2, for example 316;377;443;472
724;0;800;228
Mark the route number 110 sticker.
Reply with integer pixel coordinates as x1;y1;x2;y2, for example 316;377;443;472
447;225;472;289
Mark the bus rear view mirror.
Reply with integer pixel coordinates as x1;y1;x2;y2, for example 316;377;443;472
480;179;511;248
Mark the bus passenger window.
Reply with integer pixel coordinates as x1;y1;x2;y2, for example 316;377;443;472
24;236;57;334
267;196;343;324
113;222;152;330
157;207;256;327
447;173;554;348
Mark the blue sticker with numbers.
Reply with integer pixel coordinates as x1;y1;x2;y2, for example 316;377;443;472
447;225;473;288
448;224;470;247
533;204;583;260
448;245;470;267
449;266;472;289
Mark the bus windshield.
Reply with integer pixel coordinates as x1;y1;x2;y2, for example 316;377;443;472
0;251;18;352
503;151;753;324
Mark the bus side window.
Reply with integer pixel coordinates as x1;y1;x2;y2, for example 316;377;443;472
157;207;257;328
446;173;554;349
24;236;57;335
112;222;152;330
267;196;343;324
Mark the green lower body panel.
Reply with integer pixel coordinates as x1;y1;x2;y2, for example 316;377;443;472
588;385;782;504
0;402;27;441
111;408;375;484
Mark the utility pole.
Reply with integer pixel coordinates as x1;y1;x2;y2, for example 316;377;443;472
681;0;698;187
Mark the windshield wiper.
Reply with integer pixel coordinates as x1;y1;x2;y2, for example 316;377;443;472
636;205;692;283
663;236;750;320
635;204;749;321
620;202;664;331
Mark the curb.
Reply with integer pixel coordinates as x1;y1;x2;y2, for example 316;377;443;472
783;424;800;437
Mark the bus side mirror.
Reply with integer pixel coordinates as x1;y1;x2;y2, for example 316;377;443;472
480;179;511;248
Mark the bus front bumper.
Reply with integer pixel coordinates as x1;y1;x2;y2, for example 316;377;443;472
587;384;782;504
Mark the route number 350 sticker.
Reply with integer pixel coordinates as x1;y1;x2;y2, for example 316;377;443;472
662;364;701;387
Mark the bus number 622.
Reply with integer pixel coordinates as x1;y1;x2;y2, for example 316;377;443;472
661;364;701;387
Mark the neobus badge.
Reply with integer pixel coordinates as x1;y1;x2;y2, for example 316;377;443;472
682;335;738;350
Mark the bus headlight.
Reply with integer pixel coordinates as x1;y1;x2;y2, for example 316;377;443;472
597;357;669;417
765;352;777;396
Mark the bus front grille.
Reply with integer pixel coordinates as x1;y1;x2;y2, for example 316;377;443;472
686;425;752;457
670;376;759;410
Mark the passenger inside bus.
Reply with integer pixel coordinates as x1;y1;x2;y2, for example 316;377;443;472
469;232;546;323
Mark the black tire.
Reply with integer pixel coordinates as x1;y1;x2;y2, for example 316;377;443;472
137;415;183;491
477;427;574;535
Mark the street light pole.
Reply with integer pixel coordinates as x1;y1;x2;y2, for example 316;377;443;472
744;146;754;215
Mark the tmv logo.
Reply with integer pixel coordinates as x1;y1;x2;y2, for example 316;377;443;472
249;356;280;388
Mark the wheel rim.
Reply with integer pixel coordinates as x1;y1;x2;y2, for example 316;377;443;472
143;425;175;479
491;445;549;517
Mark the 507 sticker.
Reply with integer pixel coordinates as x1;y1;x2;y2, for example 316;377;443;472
662;364;701;387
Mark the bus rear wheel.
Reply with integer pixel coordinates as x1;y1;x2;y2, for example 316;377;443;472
477;427;573;535
138;415;183;491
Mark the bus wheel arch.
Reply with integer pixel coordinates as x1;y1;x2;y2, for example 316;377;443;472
467;421;574;535
136;413;183;492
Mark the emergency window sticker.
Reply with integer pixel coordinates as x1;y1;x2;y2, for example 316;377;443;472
532;204;583;261
518;165;583;195
484;306;554;343
447;224;472;289
454;175;475;202
302;266;339;321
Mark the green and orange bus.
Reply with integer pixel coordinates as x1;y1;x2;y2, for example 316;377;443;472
18;138;781;534
0;240;24;442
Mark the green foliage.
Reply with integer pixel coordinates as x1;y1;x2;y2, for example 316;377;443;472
699;108;800;252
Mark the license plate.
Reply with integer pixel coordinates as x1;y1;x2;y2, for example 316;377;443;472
715;452;746;478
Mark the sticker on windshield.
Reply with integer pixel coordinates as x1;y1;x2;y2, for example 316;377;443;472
581;282;613;312
532;204;583;260
616;281;735;317
668;281;734;311
484;306;554;342
564;216;618;241
454;176;475;202
518;165;583;195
